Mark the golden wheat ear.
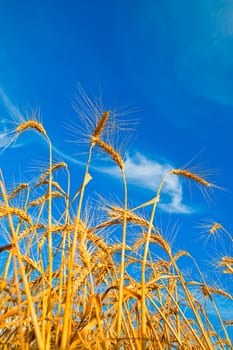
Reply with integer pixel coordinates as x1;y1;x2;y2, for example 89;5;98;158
92;136;124;170
16;120;46;136
92;111;110;139
171;169;212;187
210;223;222;234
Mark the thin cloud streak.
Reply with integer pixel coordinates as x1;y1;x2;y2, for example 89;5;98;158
101;152;192;214
53;145;84;166
0;86;24;122
0;86;25;151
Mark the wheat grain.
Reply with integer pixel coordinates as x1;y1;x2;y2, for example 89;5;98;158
93;111;110;139
109;206;151;229
0;206;32;225
17;223;45;241
220;257;233;264
201;284;233;300
173;250;190;262
16;120;46;136
34;179;66;195
171;169;212;187
29;191;62;207
8;184;28;201
147;233;171;256
87;232;109;254
79;243;91;269
210;223;222;234
40;162;68;181
92;136;124;170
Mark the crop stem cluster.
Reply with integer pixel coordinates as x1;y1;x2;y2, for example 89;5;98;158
0;109;232;349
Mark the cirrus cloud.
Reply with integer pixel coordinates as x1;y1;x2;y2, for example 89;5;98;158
101;152;192;214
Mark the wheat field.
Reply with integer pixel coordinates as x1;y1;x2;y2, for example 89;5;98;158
0;107;232;349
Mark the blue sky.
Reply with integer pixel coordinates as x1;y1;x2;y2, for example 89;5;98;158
0;0;233;325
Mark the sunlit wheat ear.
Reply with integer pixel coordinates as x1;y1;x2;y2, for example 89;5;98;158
78;242;91;270
0;206;32;225
108;205;154;230
196;220;232;250
92;136;124;170
218;256;233;274
8;183;29;201
92;111;110;139
143;232;172;256
17;223;45;242
29;191;62;207
210;223;222;234
34;179;66;196
171;169;212;187
70;88;136;157
39;162;68;181
173;250;191;262
16;120;46;136
69;88;110;147
201;283;233;300
170;168;218;205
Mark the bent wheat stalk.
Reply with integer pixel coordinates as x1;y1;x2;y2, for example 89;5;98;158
60;143;95;350
0;172;44;350
16;118;53;348
141;172;169;350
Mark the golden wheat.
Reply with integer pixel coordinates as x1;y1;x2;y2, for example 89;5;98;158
92;111;110;139
92;136;124;170
16;120;46;136
40;162;67;181
0;96;232;350
210;222;222;234
29;191;62;207
171;169;212;187
0;205;32;225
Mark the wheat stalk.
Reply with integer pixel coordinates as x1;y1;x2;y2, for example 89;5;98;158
0;95;232;349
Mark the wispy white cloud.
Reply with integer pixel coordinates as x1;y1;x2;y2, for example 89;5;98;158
53;145;84;166
0;87;24;122
0;86;25;150
101;152;192;214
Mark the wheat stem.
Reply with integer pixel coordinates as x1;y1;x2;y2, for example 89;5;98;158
60;143;94;350
141;171;169;350
0;171;44;350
